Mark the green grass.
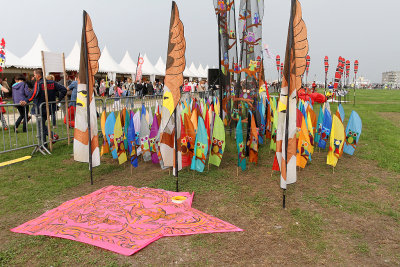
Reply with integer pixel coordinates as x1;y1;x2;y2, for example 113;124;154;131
0;89;399;265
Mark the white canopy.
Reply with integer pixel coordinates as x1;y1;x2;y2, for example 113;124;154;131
19;34;50;68
65;41;80;71
154;57;166;76
119;51;137;74
189;62;201;78
141;54;161;76
4;49;22;67
198;64;207;78
98;46;123;73
183;66;196;78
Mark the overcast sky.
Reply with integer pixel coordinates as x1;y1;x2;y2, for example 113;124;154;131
2;0;399;83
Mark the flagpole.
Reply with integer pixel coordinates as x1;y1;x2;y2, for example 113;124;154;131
83;11;93;185
174;107;179;192
218;14;223;120
283;0;296;209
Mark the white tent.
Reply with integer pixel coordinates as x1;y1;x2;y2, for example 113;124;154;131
119;51;137;74
65;41;80;71
183;66;196;78
4;49;22;68
98;46;123;73
141;54;161;76
198;64;207;78
189;62;201;78
19;34;50;68
154;56;166;76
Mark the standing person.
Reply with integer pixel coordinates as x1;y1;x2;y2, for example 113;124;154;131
147;81;154;95
1;77;11;94
68;76;78;107
108;81;115;97
312;81;317;92
0;84;9;130
136;81;143;97
99;79;106;97
23;68;67;143
46;75;58;128
12;75;31;133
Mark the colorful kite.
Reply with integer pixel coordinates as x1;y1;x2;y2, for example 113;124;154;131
127;111;138;168
73;11;101;172
105;112;117;159
209;114;225;167
159;1;186;171
236;117;246;171
190;117;208;172
343;111;362;155
318;108;332;149
114;112;127;165
12;186;242;256
100;111;110;156
327;114;345;167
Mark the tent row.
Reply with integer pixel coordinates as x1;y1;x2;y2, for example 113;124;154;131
4;34;210;79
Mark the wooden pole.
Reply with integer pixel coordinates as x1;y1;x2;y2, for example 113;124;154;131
41;51;53;151
62;53;70;145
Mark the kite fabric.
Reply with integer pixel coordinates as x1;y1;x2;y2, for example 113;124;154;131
100;111;110;156
276;0;309;189
133;112;141;155
11;186;242;256
183;113;196;167
114;112;127;165
140;111;152;162
191;117;208;172
327;114;345;167
160;1;186;168
209;114;226;167
236;117;246;171
315;106;324;145
296;115;311;169
318;108;332;149
73;11;101;167
344;111;362;155
127;111;138;168
105;112;117;159
248;113;258;164
149;114;160;164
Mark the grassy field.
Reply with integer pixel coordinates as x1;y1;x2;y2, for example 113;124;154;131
0;89;399;266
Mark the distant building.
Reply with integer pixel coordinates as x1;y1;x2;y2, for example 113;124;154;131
382;71;400;88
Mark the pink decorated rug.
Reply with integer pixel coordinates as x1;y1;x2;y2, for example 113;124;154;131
11;186;242;255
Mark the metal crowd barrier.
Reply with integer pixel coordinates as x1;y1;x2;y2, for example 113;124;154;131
0;94;184;156
0;102;38;154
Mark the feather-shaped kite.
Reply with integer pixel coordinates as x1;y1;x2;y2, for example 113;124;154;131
149;113;160;164
343;111;362;155
276;0;309;189
140;111;151;162
160;1;186;170
74;11;101;171
296;115;311;168
249;113;259;164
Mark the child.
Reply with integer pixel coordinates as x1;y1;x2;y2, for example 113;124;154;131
0;83;9;130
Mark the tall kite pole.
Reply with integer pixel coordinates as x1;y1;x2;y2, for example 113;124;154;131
324;56;329;95
354;60;359;106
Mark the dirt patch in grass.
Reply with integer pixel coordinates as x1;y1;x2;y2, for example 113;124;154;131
2;144;400;266
378;112;400;128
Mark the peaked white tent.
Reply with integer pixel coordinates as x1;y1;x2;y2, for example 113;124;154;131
183;66;196;78
154;57;166;76
65;41;80;71
189;62;201;78
198;64;207;78
98;46;123;73
4;49;22;68
19;34;50;68
141;54;161;76
119;51;137;74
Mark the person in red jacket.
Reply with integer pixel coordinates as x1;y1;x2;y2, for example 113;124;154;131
311;81;317;92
